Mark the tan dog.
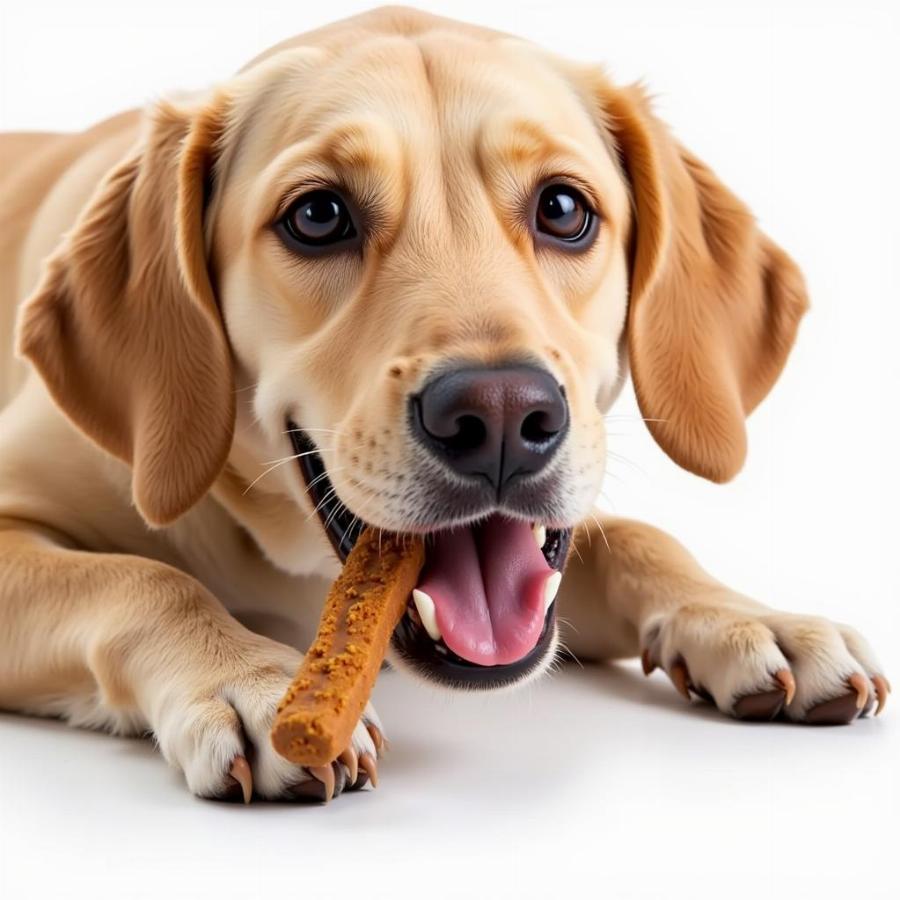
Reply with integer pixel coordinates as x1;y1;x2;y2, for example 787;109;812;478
0;6;888;803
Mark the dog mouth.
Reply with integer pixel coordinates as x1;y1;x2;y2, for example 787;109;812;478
289;422;572;688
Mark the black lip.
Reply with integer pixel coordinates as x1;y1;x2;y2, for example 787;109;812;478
288;420;574;688
289;423;364;560
392;602;559;689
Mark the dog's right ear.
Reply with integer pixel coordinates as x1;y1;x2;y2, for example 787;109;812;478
581;77;809;482
17;95;234;526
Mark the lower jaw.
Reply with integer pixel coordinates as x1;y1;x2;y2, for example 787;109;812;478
289;420;573;689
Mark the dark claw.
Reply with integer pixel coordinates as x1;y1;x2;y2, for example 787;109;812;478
338;747;370;790
332;760;347;796
287;778;331;803
805;692;861;725
733;689;786;722
286;761;347;803
691;684;715;704
345;770;370;792
859;695;876;719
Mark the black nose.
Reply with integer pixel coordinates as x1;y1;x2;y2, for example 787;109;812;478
411;365;569;493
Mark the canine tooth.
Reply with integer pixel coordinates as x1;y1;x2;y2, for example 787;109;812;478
533;523;547;549
543;571;562;612
412;589;442;642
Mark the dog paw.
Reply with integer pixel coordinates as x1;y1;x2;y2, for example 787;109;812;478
640;603;890;724
152;647;385;802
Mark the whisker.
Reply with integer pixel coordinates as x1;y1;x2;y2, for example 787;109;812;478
261;447;338;466
555;636;584;670
597;488;617;514
337;490;380;548
303;466;345;498
606;449;643;467
338;513;361;549
604;415;668;424
282;427;346;436
309;485;341;519
242;456;305;495
303;484;338;522
570;538;584;565
324;498;348;532
606;450;649;479
580;520;592;550
588;510;611;553
555;614;580;636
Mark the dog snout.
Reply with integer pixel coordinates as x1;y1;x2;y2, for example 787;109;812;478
411;364;568;493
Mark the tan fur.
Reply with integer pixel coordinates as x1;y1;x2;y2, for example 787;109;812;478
0;7;883;800
17;99;234;525
594;83;810;480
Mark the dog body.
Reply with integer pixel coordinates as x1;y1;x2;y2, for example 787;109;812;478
0;7;887;802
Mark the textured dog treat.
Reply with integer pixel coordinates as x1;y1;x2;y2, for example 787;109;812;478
271;528;424;767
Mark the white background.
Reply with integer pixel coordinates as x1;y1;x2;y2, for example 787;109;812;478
0;1;897;898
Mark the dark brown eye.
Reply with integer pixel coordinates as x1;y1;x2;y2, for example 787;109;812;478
280;189;358;250
534;184;595;245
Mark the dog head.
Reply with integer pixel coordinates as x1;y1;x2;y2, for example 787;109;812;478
18;7;807;689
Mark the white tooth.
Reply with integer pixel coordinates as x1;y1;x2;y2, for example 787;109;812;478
412;589;442;642
543;571;562;613
533;523;547;549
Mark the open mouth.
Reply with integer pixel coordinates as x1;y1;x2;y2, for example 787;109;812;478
289;422;573;688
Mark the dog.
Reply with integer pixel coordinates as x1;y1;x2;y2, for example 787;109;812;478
0;6;889;803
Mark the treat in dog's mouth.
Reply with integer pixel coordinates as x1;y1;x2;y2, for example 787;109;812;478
289;422;572;687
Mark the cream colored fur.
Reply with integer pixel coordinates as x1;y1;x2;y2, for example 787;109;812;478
0;7;886;801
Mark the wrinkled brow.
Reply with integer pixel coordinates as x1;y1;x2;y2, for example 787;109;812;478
261;119;402;202
224;117;403;243
307;120;400;172
477;117;624;221
481;117;618;174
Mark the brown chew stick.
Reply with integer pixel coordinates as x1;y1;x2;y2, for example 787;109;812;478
271;528;424;767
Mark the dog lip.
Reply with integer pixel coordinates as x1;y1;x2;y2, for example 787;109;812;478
288;421;363;561
289;418;572;681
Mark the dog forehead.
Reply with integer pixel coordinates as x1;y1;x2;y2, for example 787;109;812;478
225;30;593;170
239;5;513;74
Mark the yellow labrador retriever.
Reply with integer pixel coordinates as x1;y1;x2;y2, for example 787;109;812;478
0;6;889;802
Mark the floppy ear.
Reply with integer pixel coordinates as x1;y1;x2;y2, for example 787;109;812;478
598;82;809;481
17;96;234;525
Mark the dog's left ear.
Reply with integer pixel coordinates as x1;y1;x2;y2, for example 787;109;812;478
593;80;809;481
17;95;234;525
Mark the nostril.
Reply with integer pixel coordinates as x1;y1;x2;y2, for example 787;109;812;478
443;415;487;452
412;365;569;489
520;410;559;445
415;393;489;452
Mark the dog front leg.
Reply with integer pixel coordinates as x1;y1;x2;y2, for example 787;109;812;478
557;516;889;724
0;520;382;800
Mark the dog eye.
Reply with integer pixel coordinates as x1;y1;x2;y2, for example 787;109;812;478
534;185;596;246
280;189;358;250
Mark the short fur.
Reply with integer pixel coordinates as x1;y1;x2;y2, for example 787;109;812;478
0;7;885;800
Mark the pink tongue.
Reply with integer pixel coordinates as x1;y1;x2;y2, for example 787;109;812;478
416;514;553;666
